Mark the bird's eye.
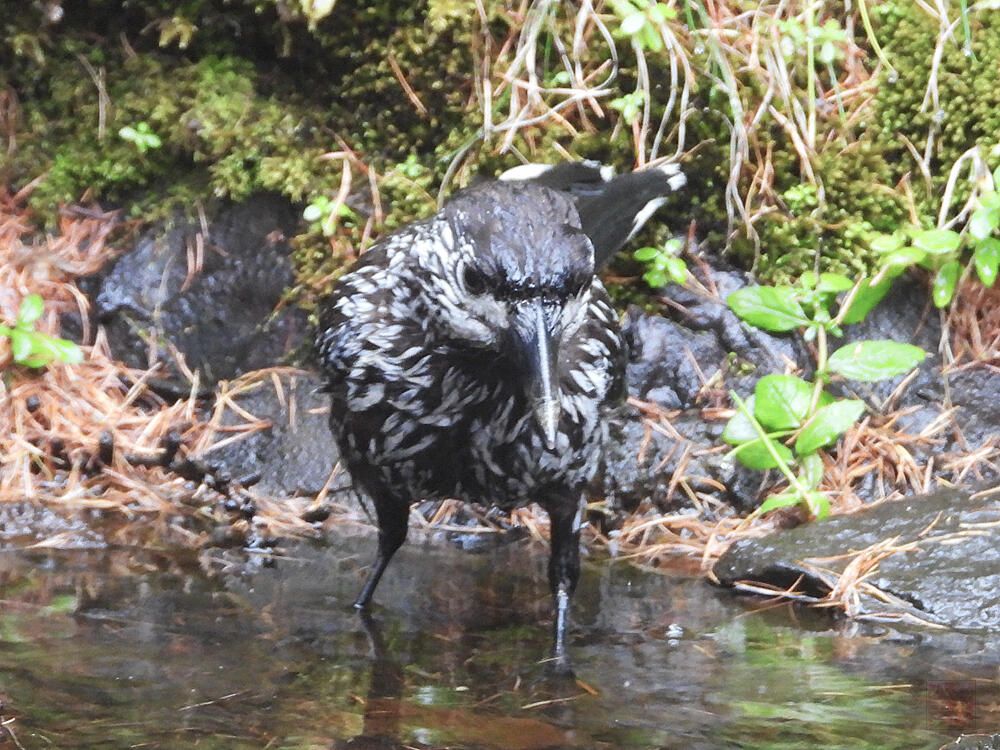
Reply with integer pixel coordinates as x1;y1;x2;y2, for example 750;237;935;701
464;266;487;294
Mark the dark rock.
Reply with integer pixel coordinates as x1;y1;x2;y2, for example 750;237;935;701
93;194;307;385
206;369;344;498
714;487;1000;630
600;408;764;513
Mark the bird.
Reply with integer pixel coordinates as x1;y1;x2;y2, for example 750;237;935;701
315;160;685;668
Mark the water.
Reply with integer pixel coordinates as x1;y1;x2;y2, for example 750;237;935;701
0;529;992;749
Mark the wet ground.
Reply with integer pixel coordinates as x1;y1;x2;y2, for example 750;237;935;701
0;527;995;749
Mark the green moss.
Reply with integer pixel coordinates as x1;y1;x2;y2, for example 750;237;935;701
871;0;1000;216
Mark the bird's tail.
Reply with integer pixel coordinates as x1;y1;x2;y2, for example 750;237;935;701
500;160;686;271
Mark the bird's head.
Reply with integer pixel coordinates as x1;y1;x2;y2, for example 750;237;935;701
430;182;596;447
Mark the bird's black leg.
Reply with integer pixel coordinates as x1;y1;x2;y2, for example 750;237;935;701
544;495;583;672
354;498;409;610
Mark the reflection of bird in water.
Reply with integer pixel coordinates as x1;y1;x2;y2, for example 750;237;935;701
316;161;685;669
329;612;405;750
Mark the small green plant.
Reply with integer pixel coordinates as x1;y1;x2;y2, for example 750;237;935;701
871;164;1000;307
303;196;357;237
633;238;687;288
609;0;676;52
1;295;84;369
723;273;926;519
609;91;645;124
118;122;162;154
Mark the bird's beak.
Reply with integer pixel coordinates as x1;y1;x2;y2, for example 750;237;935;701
508;298;562;450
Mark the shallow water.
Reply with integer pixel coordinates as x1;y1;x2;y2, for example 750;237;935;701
0;529;994;749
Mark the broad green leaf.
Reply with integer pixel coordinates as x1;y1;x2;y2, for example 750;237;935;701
727;286;810;332
732;437;794;470
799;452;824;489
17;294;44;327
794;399;865;455
827;340;926;382
912;228;961;255
633;246;659;261
839;277;892;325
969;206;1000;240
722;395;757;444
883;246;926;272
758;491;801;514
754;375;814;430
975;238;1000;287
302;204;324;221
932;260;961;307
817;273;854;293
10;329;33;362
870;232;905;253
664;256;687;284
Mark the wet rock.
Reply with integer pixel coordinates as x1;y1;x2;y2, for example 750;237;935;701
624;262;811;409
942;735;1000;750
93;194;307;385
713;487;1000;630
206;369;344;499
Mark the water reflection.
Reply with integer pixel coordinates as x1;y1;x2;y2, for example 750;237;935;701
0;530;994;748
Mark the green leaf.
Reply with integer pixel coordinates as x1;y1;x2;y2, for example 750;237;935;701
870;232;905;253
754;375;814;430
633;246;659;261
932;260;961;308
794;399;865;455
722;395;757;444
840;277;892;325
44;335;84;364
727;286;810;332
17;294;44;327
640;24;663;51
975;238;1000;287
620;11;647;35
883;246;926;271
664;256;687;284
303;204;324;222
732;437;794;470
816;273;854;293
827;340;926;382
10;329;33;363
980;190;1000;210
758;491;801;514
805;491;831;519
818;39;835;64
969;206;1000;241
642;270;668;288
912;228;961;255
799;452;824;489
